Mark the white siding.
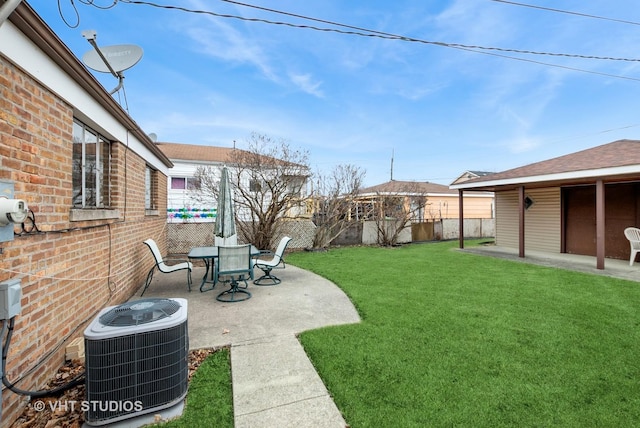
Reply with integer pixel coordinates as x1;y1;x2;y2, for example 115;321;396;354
495;188;561;252
167;161;218;223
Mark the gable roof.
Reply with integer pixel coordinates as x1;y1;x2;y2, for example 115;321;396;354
359;180;455;196
450;170;494;185
157;142;310;172
451;139;640;191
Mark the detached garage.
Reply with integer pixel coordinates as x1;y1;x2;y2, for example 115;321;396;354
451;140;640;270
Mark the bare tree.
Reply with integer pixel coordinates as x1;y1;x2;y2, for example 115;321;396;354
371;185;427;246
193;133;310;250
311;164;366;249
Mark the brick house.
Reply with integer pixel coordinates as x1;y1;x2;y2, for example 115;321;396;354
0;2;173;423
451;139;640;270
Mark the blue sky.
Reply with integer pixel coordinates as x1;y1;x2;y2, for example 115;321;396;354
32;1;640;186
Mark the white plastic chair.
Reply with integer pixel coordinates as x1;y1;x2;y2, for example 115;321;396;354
253;236;292;285
624;227;640;266
141;239;193;295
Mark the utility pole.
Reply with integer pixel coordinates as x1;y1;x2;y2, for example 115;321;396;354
390;149;394;181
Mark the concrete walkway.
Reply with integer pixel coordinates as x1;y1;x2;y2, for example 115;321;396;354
132;263;360;427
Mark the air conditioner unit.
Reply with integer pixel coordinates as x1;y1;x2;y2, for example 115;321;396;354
83;298;189;426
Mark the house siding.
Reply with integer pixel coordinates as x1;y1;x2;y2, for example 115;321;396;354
495;191;519;248
524;188;561;252
0;36;168;425
453;194;494;219
167;160;217;222
495;188;561;252
417;195;494;220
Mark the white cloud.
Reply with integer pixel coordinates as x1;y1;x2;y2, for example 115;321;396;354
289;73;324;97
185;23;278;83
500;136;542;154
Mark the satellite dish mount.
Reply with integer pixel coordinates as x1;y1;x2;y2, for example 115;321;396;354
81;30;143;95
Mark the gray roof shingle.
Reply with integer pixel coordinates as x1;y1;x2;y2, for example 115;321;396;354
156;142;237;162
359;180;454;195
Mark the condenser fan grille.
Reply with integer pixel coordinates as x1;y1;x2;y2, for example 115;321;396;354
99;298;181;326
84;298;188;426
85;321;188;425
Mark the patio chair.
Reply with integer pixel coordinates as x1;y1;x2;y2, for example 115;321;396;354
141;239;193;296
214;244;253;302
253;236;292;286
624;227;640;266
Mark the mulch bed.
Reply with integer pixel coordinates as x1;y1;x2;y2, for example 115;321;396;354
10;348;216;428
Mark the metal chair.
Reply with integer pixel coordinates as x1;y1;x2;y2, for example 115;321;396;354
215;244;253;302
624;227;640;266
253;236;292;286
141;239;193;296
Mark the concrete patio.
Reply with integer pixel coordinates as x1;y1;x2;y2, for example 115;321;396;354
129;263;360;428
461;244;640;283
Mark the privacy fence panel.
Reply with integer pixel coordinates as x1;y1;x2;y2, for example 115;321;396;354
411;222;434;241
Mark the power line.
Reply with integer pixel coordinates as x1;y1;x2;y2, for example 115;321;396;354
490;0;640;26
545;123;640;145
453;45;640;83
116;0;640;63
56;0;118;27
62;0;640;83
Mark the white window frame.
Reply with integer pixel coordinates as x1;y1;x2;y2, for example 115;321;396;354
72;119;112;209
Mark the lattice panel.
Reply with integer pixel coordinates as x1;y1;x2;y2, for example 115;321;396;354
277;219;316;250
167;223;215;254
167;220;317;254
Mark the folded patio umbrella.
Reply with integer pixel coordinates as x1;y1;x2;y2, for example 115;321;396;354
215;166;237;245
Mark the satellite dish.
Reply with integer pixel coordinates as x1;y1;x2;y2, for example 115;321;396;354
82;44;143;73
148;133;158;142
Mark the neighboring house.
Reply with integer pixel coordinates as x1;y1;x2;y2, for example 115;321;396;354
450;139;640;269
450;170;494;185
356;180;494;221
157;143;233;222
157;142;311;223
0;2;173;423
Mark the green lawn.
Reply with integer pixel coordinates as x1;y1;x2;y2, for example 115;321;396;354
154;348;234;428
286;241;640;427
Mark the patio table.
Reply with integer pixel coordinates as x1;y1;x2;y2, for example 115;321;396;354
188;245;260;292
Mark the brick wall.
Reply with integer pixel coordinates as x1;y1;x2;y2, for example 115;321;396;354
0;56;168;424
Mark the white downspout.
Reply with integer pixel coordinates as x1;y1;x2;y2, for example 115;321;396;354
0;0;22;27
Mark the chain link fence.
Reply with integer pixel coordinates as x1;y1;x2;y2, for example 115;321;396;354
167;219;316;255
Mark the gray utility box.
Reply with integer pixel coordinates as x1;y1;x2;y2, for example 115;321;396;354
0;278;21;319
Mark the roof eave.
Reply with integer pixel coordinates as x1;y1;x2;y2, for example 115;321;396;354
10;3;173;168
450;164;640;191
